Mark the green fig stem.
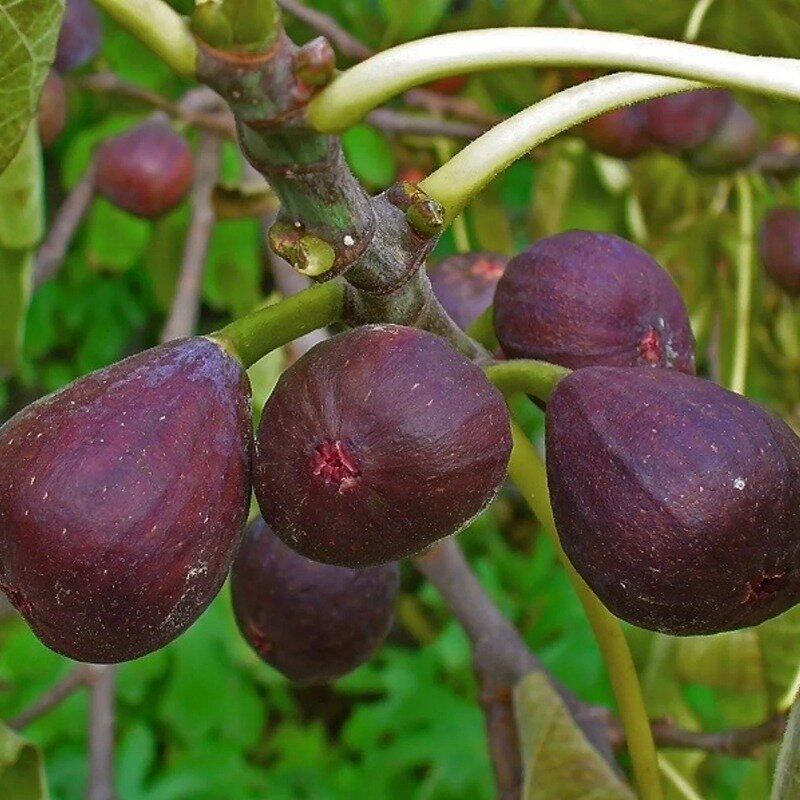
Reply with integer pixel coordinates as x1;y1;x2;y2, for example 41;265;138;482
484;360;570;402
466;306;497;352
211;278;345;368
683;0;717;43
507;419;663;800
91;0;198;76
729;172;755;395
421;73;701;224
307;28;800;132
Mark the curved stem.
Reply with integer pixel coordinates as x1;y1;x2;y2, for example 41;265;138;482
506;419;662;800
484;360;570;402
91;0;197;76
211;278;345;367
729;173;755;395
421;73;700;223
307;28;800;132
683;0;717;43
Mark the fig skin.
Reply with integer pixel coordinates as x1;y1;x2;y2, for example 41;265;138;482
686;102;759;173
38;71;68;149
254;324;512;567
493;230;696;373
643;89;733;151
428;252;508;330
0;337;253;663
54;0;102;73
582;106;652;159
231;517;399;685
95;121;194;219
546;366;800;636
760;207;800;295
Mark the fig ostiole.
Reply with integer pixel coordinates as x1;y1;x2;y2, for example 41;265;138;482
0;337;253;663
546;366;800;636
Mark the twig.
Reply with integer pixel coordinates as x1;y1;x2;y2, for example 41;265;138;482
74;73;236;138
7;666;87;730
160;133;221;342
277;0;373;60
86;664;116;800
404;88;503;127
35;160;98;286
367;108;486;139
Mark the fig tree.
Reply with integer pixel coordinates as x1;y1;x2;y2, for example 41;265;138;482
0;337;253;662
254;324;512;567
95;121;194;219
428;252;508;330
546;366;800;635
760;207;800;295
493;230;695;373
231;517;399;684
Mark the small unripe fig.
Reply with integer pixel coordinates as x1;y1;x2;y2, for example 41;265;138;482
643;89;733;151
546;367;800;635
582;106;652;159
686;102;759;173
54;0;102;73
231;517;399;684
493;230;695;373
760;207;800;295
95;121;194;219
254;324;512;567
0;337;253;662
428;252;508;330
38;71;67;148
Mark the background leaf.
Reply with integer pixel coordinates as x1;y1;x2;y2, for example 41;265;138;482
0;721;50;800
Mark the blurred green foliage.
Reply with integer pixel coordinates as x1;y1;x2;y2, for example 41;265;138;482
2;0;800;798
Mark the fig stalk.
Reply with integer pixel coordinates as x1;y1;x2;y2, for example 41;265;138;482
485;360;570;403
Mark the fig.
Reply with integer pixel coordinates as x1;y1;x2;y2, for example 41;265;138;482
686;102;759;173
254;324;512;567
424;75;469;94
54;0;102;73
0;337;253;662
95;121;194;219
546;366;800;635
428;252;508;330
643;88;733;151
493;230;695;373
231;517;399;684
38;71;68;149
582;106;652;159
760;207;800;295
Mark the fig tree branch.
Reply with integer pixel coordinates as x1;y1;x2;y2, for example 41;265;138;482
7;666;87;730
276;0;372;60
86;664;116;800
729;173;755;394
161;132;221;342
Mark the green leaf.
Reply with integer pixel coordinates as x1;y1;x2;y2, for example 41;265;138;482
0;0;63;173
772;695;800;799
86;198;151;273
0;121;44;249
514;670;636;800
378;0;449;42
676;630;765;692
0;247;33;377
341;124;396;191
0;721;49;799
471;187;514;255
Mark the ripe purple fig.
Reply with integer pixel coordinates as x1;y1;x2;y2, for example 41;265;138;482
95;121;194;219
0;337;253;662
254;324;512;567
54;0;102;73
582;106;652;159
546;366;800;635
760;207;800;295
428;252;508;330
643;89;733;151
686;102;759;173
493;230;695;373
231;517;399;684
38;71;67;148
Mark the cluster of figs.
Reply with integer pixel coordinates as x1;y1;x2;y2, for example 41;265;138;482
3;221;800;682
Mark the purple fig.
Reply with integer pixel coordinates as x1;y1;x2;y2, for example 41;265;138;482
686;102;759;173
760;207;800;295
38;71;67;149
54;0;102;73
546;366;800;635
0;337;253;662
493;230;695;373
231;517;399;684
582;105;652;159
95;121;194;219
253;324;512;567
428;252;508;330
643;88;733;151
